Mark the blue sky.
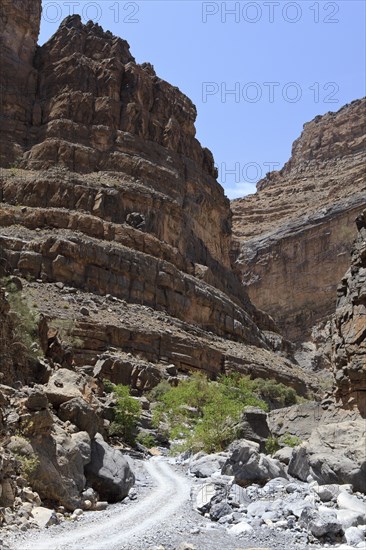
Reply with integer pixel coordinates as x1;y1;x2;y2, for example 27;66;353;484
39;1;366;199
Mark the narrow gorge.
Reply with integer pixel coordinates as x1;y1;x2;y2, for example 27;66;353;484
0;2;365;549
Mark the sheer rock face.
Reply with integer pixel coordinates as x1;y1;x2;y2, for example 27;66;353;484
0;10;315;392
1;13;231;276
0;0;42;165
333;210;366;416
232;98;366;342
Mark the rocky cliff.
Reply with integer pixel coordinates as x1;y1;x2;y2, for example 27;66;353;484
0;2;321;527
0;3;314;393
0;0;41;166
232;98;366;342
333;209;366;416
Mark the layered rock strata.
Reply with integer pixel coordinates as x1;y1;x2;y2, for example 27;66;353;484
232;99;366;342
332;209;366;416
0;0;41;165
0;3;313;393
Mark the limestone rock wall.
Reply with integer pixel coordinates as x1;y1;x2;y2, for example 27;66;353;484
0;9;311;393
0;0;42;165
332;210;366;416
232;99;366;342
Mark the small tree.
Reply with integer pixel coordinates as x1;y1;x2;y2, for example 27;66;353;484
109;385;141;445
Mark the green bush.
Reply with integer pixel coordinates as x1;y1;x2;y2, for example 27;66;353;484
136;432;157;448
3;278;41;359
265;436;280;455
151;372;268;454
147;380;172;402
251;378;298;407
13;452;40;480
280;433;302;448
108;384;141;445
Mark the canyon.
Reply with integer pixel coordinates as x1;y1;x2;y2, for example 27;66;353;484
0;1;365;548
232;98;366;342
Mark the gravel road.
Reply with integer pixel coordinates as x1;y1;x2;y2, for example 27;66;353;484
6;457;321;550
11;457;190;550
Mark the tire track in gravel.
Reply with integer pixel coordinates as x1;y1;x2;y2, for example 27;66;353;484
16;457;191;550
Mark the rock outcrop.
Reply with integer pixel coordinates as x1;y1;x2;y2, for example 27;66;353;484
0;0;41;166
232;98;366;342
288;407;366;493
332;209;366;416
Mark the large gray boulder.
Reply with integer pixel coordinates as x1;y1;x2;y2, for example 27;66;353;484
299;507;343;538
58;397;103;438
85;434;135;502
234;406;270;452
45;369;87;407
189;453;228;478
221;439;287;485
268;402;323;440
8;428;91;511
288;419;366;493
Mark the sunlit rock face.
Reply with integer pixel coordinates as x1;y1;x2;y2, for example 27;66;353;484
232;98;366;342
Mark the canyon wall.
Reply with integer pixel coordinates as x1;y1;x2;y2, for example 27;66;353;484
0;0;41;165
0;3;313;393
232;99;366;342
332;209;366;416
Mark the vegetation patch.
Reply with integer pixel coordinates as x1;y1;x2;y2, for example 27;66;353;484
150;373;270;454
107;383;142;445
2;277;41;360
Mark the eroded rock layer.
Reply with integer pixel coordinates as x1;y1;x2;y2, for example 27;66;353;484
0;4;312;394
333;210;366;416
0;0;41;165
232;99;366;342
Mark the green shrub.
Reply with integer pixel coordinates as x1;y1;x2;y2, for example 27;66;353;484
103;378;115;394
136;432;157;448
280;433;302;448
147;379;172;402
108;384;141;445
251;378;298;407
13;452;40;480
3;278;41;359
151;372;268;454
265;436;280;455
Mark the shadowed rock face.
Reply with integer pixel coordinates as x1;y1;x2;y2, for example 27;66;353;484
232;98;366;342
333;210;366;417
0;0;42;165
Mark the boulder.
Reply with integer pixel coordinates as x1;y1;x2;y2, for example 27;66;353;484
336;509;366;530
189;453;227;478
247;500;272;517
85;434;135;502
299;507;343;538
315;484;341;502
234;406;270;451
344;526;365;547
24;389;49;411
209;501;233;521
8;428;90;511
45;369;88;407
227;521;253;535
31;506;58;528
337;492;366;515
288;419;366;493
58;397;103;438
273;446;293;465
222;439;287;485
268;402;323;440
